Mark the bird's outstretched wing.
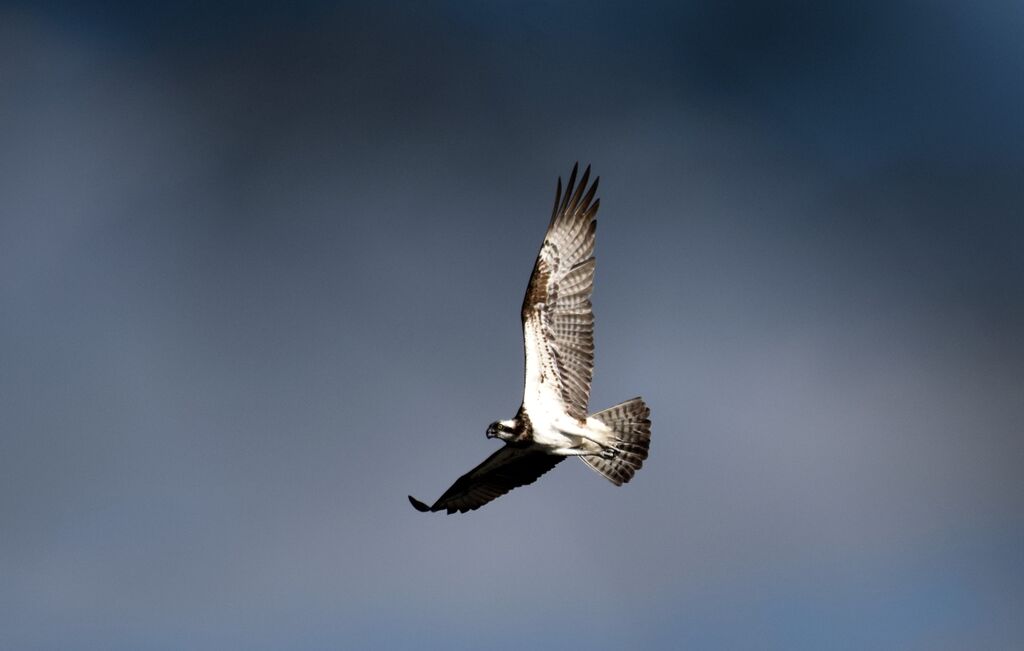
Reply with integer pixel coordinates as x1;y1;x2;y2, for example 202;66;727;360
408;446;564;514
521;163;599;421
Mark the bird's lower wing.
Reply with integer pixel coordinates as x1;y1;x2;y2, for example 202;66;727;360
409;445;564;514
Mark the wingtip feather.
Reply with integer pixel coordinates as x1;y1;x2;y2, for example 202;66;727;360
549;176;563;227
569;165;591;213
408;495;432;512
560;163;579;214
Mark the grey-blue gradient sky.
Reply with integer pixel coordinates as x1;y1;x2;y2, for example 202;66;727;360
2;2;1022;649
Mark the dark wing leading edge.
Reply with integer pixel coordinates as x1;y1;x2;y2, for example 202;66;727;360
408;446;564;514
521;163;600;421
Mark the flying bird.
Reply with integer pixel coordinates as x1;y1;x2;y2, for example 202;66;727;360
409;163;651;514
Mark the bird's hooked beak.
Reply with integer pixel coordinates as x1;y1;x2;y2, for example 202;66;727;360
486;424;499;439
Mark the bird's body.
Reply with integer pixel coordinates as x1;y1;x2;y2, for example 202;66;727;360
409;164;651;514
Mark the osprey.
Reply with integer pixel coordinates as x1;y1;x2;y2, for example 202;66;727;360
409;163;651;514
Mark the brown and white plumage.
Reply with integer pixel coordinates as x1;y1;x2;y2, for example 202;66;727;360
521;162;599;423
408;164;651;515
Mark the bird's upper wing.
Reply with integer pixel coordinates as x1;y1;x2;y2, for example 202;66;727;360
521;163;599;421
408;445;564;514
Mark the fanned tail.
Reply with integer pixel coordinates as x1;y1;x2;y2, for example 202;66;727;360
580;397;651;486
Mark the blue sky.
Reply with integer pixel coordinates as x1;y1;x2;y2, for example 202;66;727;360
1;2;1022;649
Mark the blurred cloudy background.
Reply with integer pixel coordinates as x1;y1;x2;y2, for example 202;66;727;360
1;1;1022;649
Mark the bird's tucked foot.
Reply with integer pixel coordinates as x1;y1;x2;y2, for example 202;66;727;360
600;446;620;459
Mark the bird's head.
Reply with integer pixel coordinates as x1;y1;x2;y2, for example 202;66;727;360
486;419;518;441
